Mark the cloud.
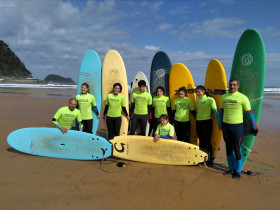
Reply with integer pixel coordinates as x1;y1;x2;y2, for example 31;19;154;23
156;23;174;32
145;46;160;51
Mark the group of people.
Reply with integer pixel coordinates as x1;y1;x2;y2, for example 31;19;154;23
52;78;258;180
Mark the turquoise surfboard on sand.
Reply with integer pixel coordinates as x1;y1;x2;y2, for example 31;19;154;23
76;50;102;134
7;127;112;160
150;51;172;96
230;29;266;167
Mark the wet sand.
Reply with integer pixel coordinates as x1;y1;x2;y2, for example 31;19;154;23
1;88;280;210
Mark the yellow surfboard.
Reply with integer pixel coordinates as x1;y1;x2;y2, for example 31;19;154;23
110;136;208;165
169;63;199;145
204;59;227;158
102;50;129;138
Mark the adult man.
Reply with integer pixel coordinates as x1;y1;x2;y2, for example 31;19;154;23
220;78;258;179
52;98;83;133
130;80;152;136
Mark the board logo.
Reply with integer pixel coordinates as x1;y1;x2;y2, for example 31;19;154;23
80;72;90;77
241;54;253;66
156;68;165;78
114;142;126;153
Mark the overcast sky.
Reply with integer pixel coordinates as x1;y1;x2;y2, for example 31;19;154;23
1;0;279;87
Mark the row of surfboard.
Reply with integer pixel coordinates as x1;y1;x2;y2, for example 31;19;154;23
7;29;265;167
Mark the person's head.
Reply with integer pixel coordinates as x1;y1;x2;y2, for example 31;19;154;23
159;114;169;126
229;78;240;93
81;83;90;94
113;83;122;94
196;85;208;98
156;86;165;96
138;80;146;92
177;86;187;99
68;98;77;110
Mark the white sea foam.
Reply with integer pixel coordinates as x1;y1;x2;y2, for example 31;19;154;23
0;83;77;89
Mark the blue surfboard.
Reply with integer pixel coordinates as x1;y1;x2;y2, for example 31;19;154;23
150;51;172;96
76;50;102;134
7;128;112;160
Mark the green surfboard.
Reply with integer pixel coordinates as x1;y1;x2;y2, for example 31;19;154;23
230;29;266;166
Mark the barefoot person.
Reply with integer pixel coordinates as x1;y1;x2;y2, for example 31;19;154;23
52;98;83;133
221;78;258;179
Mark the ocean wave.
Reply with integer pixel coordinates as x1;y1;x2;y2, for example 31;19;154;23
0;83;77;89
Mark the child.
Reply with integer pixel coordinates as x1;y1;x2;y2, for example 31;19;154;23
154;114;174;141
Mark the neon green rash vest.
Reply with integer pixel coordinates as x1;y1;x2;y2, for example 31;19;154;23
155;122;174;136
221;91;251;124
172;97;194;122
53;106;82;129
152;95;170;118
132;91;152;115
106;93;126;117
76;93;96;120
196;95;217;120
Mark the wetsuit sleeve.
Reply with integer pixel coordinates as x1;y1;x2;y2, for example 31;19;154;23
52;118;63;129
148;105;152;119
159;135;172;139
190;110;196;119
122;107;129;117
130;103;135;115
103;105;109;115
93;106;99;115
213;109;221;127
151;107;155;118
167;107;171;119
220;108;224;124
245;110;258;130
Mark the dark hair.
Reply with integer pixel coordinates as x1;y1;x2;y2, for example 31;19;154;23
160;114;169;121
81;83;90;93
177;86;187;95
156;86;165;95
113;83;122;93
138;80;146;87
195;85;209;97
229;78;240;85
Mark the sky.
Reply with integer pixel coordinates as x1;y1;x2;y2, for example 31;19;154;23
0;0;279;87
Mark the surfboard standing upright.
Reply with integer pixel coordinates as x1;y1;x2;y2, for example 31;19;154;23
102;50;129;138
130;71;151;135
76;50;102;134
204;59;227;159
230;29;266;166
169;63;199;145
7;128;112;160
150;51;172;96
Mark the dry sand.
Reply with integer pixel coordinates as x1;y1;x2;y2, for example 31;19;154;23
0;88;280;210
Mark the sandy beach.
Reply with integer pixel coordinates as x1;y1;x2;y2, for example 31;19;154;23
1;88;280;210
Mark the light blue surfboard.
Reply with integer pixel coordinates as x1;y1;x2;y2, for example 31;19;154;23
7;128;112;160
76;50;102;134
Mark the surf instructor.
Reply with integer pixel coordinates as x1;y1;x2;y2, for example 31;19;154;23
52;98;83;133
220;78;258;179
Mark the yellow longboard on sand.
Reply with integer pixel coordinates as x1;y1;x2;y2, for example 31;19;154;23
169;63;199;145
204;59;227;158
110;136;208;165
102;50;129;138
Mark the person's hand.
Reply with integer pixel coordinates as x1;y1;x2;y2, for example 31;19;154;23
154;134;160;141
61;127;68;133
250;129;258;136
97;115;101;119
127;116;130;121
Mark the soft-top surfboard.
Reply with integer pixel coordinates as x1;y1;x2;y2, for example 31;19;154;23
169;63;199;145
130;71;151;135
204;59;227;159
110;136;208;165
76;50;102;134
7;127;112;160
150;51;172;96
230;29;266;166
102;50;129;138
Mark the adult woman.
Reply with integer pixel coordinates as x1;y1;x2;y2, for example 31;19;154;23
103;83;130;140
172;87;195;142
151;86;171;136
76;83;100;134
196;85;220;166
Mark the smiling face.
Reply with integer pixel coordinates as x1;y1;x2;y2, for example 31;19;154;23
113;85;121;94
178;90;186;99
229;80;240;93
160;117;168;126
139;85;146;93
157;89;163;96
196;89;205;98
81;85;89;94
68;99;77;110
